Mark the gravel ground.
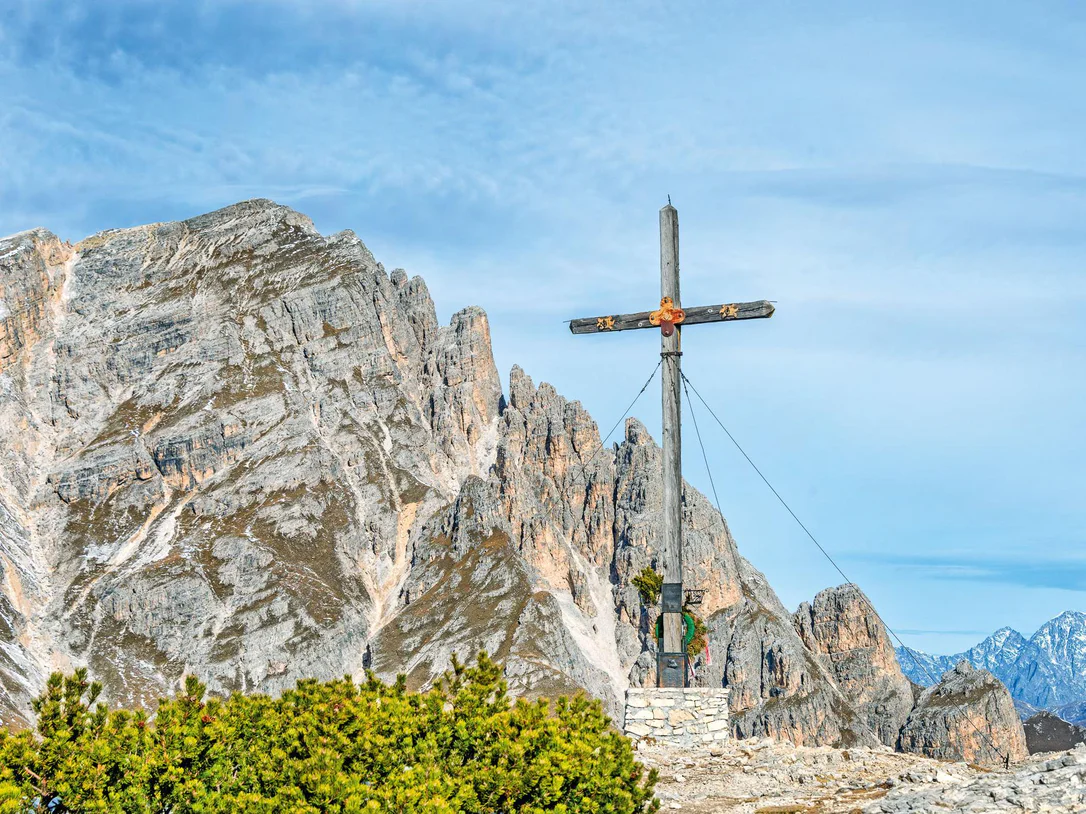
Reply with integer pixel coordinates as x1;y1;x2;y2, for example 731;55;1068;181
637;737;1086;813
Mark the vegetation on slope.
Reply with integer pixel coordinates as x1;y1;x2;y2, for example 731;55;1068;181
0;654;658;813
631;568;662;608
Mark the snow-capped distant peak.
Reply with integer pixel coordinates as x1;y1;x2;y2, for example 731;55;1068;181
896;611;1086;712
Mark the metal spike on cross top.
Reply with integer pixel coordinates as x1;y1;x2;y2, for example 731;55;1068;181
568;202;774;688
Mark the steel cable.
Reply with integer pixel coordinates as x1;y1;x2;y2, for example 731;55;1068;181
679;368;1009;765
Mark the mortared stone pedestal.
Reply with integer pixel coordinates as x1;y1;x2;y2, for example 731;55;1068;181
623;687;731;747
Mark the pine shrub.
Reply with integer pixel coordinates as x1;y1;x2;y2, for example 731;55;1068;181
0;654;658;813
631;569;662;607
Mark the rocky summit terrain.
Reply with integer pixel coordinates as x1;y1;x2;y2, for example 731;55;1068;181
793;583;914;747
0;200;1026;765
642;738;1086;812
898;611;1086;714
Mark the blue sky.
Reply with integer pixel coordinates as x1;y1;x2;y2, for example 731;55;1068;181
2;0;1084;653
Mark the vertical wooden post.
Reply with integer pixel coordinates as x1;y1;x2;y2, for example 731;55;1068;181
658;203;686;687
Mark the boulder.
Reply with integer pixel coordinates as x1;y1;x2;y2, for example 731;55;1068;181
898;660;1029;765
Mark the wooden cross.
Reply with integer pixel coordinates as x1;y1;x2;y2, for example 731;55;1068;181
569;203;774;688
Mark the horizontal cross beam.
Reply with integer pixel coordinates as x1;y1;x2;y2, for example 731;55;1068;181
569;299;774;335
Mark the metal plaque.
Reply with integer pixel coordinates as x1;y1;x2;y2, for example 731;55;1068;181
657;652;688;688
662;582;683;613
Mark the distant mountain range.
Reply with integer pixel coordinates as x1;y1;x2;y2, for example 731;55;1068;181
897;611;1086;724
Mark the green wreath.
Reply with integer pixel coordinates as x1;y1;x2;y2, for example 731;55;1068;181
654;612;697;648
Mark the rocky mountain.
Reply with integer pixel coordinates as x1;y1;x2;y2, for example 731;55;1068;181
793;584;914;746
898;611;1086;712
896;627;1025;686
0;200;1025;765
1023;711;1086;754
898;661;1028;765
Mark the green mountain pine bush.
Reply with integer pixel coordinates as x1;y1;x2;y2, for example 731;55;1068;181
0;654;658;813
631;569;662;607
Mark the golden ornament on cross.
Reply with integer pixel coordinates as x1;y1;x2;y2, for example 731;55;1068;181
649;297;686;337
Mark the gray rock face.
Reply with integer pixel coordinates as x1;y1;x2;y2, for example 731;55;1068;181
0;200;1021;764
898;660;1029;765
1024;711;1086;754
794;584;914;747
372;365;872;743
710;567;876;748
0;203;501;723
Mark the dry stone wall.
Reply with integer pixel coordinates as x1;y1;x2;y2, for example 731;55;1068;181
624;688;730;747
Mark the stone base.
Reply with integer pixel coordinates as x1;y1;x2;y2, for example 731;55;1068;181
623;687;731;747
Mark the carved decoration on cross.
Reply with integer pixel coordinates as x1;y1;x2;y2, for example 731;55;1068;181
649;297;686;337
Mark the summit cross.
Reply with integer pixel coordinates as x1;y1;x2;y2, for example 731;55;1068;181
568;203;774;688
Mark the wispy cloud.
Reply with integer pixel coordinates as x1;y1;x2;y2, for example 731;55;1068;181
848;552;1086;593
897;629;990;637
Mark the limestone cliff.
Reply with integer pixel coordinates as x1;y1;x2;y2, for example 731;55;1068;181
898;661;1029;765
0;203;500;723
794;584;914;747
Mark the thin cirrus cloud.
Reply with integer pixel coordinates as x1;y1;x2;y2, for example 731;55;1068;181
897;629;991;638
850;553;1086;594
1;0;1084;656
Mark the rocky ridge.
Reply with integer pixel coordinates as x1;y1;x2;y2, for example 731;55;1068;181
794;583;915;747
899;661;1029;765
1023;711;1086;754
0;201;1024;764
